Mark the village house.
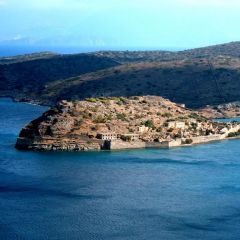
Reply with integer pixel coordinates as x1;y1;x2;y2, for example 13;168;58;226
167;121;186;129
179;104;186;108
97;133;118;140
121;133;140;141
220;127;228;134
138;125;149;133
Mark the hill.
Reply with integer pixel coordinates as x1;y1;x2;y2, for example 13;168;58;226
180;41;240;58
1;41;240;108
0;54;120;102
32;56;240;108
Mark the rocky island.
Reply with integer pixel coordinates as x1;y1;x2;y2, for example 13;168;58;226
15;96;240;151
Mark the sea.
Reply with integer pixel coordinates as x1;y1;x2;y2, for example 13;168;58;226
1;97;240;240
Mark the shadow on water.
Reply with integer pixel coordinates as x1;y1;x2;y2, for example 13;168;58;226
0;185;109;200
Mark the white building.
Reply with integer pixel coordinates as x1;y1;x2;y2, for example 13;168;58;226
167;121;186;129
97;133;117;140
121;134;140;141
138;125;149;133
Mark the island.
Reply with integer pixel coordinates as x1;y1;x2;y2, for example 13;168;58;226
15;96;240;151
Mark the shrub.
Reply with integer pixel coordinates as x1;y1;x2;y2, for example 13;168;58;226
106;115;112;121
184;139;193;144
119;97;128;104
228;132;240;138
132;96;140;100
156;127;163;132
162;113;172;118
93;115;106;123
191;122;198;129
117;113;127;121
86;98;97;103
145;120;155;129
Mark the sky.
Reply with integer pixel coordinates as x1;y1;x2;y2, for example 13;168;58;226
0;0;240;53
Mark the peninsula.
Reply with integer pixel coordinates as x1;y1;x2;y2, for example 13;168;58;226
15;96;240;151
1;41;240;113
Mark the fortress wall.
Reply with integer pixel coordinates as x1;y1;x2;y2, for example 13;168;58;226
146;141;170;148
168;139;182;147
109;140;146;150
191;134;223;144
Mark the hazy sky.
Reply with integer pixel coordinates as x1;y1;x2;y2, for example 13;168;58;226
0;0;240;50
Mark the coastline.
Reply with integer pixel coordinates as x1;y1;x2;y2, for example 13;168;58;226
14;96;240;152
16;134;240;152
0;96;50;107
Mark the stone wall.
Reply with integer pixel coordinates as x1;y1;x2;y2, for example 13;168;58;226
168;139;182;147
145;141;170;148
190;134;223;144
108;140;146;150
108;139;182;150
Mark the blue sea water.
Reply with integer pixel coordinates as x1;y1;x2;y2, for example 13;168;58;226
1;98;240;240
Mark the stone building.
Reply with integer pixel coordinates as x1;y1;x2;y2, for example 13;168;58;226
138;125;149;133
97;133;117;140
167;121;186;129
121;134;140;141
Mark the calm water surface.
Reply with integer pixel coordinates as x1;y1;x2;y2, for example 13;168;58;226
1;98;240;240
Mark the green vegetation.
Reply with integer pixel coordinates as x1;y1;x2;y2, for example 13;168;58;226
93;115;107;123
183;139;193;144
116;113;128;121
86;98;98;103
191;122;198;129
189;113;206;121
162;113;172;118
228;130;240;138
118;97;128;105
145;120;155;129
3;42;240;109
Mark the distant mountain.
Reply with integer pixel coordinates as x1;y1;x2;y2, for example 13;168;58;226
0;52;57;64
92;50;177;63
1;41;240;108
93;42;240;62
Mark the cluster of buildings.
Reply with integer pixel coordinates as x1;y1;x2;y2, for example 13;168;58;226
96;119;240;146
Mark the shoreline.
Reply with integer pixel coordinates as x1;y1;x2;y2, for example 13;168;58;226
16;134;240;152
0;96;50;107
14;96;240;152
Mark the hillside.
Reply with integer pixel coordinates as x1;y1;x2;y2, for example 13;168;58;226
0;54;120;102
32;56;240;108
0;52;57;64
93;50;177;63
1;41;240;108
180;41;240;58
16;96;239;151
